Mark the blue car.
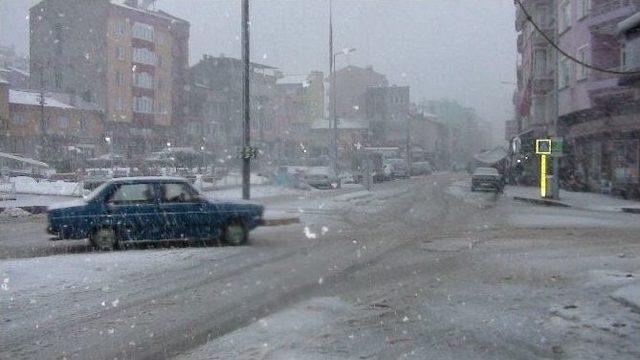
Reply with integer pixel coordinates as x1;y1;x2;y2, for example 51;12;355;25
47;177;264;250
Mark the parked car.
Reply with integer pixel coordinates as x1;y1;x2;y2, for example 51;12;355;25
302;167;340;189
47;176;264;250
471;167;504;193
411;161;434;176
384;158;410;179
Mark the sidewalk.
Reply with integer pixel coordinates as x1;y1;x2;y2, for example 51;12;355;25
506;185;640;213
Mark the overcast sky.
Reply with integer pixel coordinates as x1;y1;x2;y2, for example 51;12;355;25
1;0;517;142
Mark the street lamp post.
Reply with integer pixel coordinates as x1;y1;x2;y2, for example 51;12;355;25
331;47;356;177
241;0;251;200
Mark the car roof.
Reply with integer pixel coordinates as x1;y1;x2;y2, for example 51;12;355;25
473;167;499;175
107;176;189;184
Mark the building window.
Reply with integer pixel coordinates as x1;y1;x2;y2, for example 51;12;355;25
534;49;547;77
116;46;125;61
156;100;166;114
57;116;69;129
133;96;154;114
559;55;571;89
133;48;157;66
156;32;165;46
559;0;571;33
115;20;126;36
134;72;154;89
116;71;125;86
132;22;154;41
54;71;63;89
537;5;551;28
578;0;591;20
576;45;589;80
12;114;25;125
116;97;124;111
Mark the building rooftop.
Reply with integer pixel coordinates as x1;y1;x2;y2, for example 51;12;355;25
9;89;74;109
311;118;369;130
110;0;188;24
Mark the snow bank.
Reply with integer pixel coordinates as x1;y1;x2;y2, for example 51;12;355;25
0;207;31;218
177;297;352;360
9;176;84;197
611;281;640;312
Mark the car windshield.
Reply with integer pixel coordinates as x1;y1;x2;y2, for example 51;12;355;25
3;1;640;359
474;167;499;176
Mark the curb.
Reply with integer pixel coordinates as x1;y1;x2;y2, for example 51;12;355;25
333;191;373;202
0;206;48;214
622;208;640;214
260;217;300;227
512;196;571;208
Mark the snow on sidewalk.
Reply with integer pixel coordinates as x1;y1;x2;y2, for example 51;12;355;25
176;297;353;360
5;176;84;197
611;281;640;312
506;185;640;212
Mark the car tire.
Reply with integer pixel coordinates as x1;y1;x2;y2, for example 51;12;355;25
223;220;248;246
90;227;118;251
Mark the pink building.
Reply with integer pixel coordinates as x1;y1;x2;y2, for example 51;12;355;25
557;0;640;196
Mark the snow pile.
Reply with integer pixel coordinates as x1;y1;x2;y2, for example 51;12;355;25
0;207;31;218
9;176;84;196
611;281;640;312
177;297;352;360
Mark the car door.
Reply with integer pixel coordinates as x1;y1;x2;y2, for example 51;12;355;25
104;182;164;241
158;182;208;239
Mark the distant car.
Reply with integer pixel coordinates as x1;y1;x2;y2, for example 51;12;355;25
384;159;410;179
411;161;433;176
302;167;340;189
47;177;264;250
471;167;504;193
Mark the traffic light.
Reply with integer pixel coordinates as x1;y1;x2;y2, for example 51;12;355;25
535;139;552;155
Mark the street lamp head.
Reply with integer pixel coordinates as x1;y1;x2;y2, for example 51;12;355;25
343;47;356;55
104;136;111;144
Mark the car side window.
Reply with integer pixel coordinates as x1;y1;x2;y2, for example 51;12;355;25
160;183;198;203
107;183;155;205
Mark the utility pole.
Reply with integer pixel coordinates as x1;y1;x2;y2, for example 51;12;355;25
37;62;47;160
406;112;412;173
329;0;337;176
551;0;560;199
241;0;251;200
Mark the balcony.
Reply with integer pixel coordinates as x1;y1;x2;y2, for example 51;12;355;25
533;77;554;93
588;75;635;106
517;33;524;53
589;0;640;31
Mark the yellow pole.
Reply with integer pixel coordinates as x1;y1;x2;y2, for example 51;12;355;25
540;154;547;198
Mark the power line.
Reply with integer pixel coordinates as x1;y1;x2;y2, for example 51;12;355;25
515;0;640;75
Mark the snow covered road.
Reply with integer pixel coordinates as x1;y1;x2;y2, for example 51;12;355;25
2;173;640;359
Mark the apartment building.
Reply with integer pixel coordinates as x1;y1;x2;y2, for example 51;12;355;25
556;0;640;195
29;0;189;160
514;0;556;140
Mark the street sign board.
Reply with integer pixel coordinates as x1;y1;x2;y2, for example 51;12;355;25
535;139;552;155
551;137;563;155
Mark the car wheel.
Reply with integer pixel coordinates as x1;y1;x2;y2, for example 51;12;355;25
90;227;118;251
223;220;248;246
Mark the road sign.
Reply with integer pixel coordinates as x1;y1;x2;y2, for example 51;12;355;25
535;139;552;155
551;137;563;155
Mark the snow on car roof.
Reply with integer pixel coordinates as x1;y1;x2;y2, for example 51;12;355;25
107;176;188;183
